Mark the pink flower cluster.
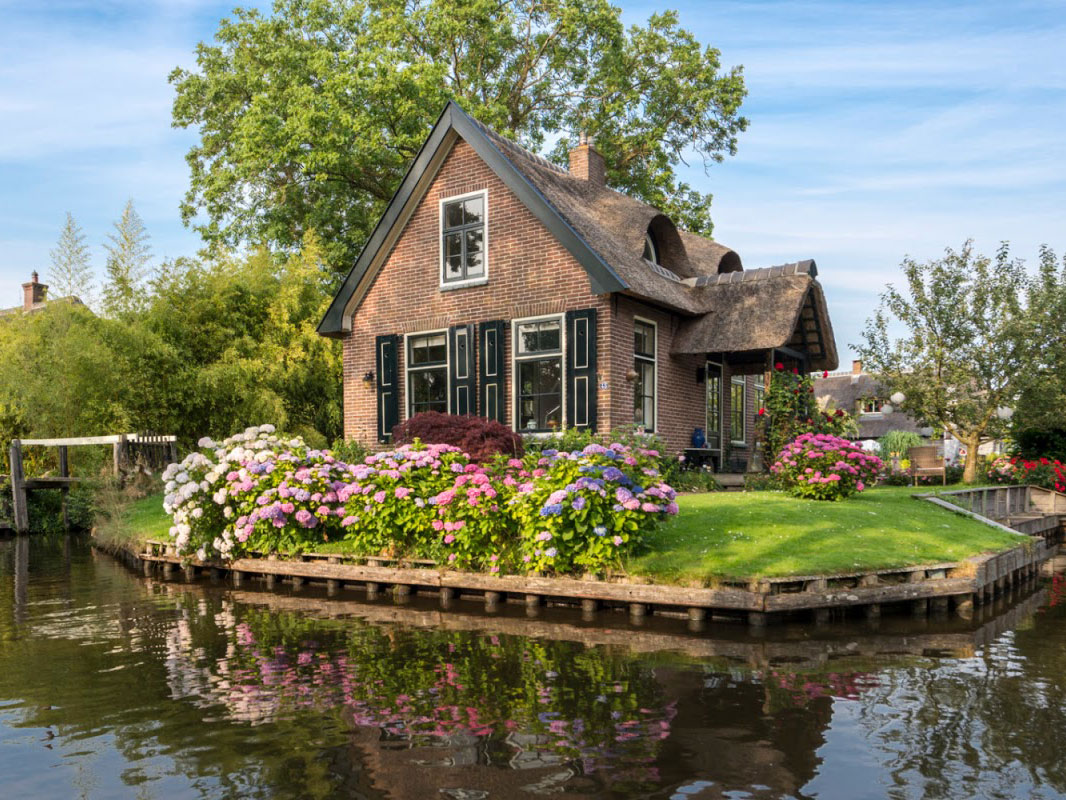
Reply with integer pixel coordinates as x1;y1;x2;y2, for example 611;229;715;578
771;433;883;501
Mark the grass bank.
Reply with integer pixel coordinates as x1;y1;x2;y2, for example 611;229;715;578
93;492;171;553
627;486;1022;581
106;486;1023;583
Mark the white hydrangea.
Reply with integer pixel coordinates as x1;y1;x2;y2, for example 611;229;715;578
198;436;215;449
223;506;233;519
175;472;189;484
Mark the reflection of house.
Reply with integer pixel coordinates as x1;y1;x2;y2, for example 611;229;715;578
0;272;86;316
814;360;930;445
319;102;838;459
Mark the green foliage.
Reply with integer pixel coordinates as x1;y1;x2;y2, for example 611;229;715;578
169;0;748;270
759;366;856;463
0;235;342;448
877;430;924;463
48;212;94;305
1012;428;1066;462
102;199;153;317
858;241;1038;483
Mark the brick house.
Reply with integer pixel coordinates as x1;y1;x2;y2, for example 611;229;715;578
319;103;838;467
0;271;86;316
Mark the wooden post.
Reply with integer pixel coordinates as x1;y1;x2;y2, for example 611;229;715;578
113;434;128;485
9;439;28;534
168;439;178;467
58;445;69;531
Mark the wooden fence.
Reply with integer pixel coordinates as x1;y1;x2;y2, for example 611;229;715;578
8;433;177;533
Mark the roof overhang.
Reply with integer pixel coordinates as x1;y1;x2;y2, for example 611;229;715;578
671;275;839;372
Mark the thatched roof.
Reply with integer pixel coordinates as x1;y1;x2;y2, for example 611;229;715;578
815;372;929;439
319;101;839;369
671;266;838;371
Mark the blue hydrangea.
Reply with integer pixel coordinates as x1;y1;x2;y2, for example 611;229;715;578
593;525;607;537
539;503;564;517
602;467;626;482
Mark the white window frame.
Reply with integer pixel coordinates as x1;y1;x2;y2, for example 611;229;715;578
730;375;747;446
403;329;450;419
511;313;566;435
439;189;489;290
632;316;657;433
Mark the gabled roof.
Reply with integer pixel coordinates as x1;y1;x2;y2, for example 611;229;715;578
318;102;838;371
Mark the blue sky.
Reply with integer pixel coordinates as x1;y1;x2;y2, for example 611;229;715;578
1;1;1063;361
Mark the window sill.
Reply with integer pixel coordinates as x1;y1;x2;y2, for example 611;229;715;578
730;441;748;448
440;278;489;292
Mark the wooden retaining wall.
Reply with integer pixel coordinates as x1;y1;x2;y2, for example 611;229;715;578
115;533;1052;629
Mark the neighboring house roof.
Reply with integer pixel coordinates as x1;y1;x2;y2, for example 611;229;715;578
0;296;85;316
318;101;838;371
815;371;929;439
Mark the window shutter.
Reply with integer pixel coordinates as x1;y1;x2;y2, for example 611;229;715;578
449;323;476;415
479;320;506;423
565;308;597;430
375;334;399;442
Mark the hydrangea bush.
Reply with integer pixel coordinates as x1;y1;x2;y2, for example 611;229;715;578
163;427;678;575
770;433;883;501
510;444;678;573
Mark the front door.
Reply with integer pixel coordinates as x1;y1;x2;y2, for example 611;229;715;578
705;361;723;455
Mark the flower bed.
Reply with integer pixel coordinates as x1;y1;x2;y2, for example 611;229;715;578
163;426;677;575
986;455;1066;491
770;433;883;501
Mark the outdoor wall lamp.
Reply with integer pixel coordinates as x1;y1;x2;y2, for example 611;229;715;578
363;370;375;386
625;368;638;383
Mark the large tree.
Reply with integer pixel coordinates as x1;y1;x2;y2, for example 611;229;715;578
857;242;1036;483
48;212;94;305
170;0;748;272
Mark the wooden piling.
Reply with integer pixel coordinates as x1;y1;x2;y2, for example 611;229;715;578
58;445;69;531
9;440;28;533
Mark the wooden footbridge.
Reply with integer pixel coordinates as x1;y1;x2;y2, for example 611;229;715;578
7;434;176;533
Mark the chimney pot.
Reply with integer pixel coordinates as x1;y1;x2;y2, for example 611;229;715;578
569;134;605;187
852;359;863;375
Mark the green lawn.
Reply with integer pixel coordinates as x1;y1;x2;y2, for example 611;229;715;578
105;486;1025;583
627;486;1024;582
93;493;171;551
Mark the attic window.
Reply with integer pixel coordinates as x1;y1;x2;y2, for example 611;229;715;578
642;232;658;264
440;190;487;287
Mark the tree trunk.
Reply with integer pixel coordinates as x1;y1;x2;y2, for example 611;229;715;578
962;433;983;484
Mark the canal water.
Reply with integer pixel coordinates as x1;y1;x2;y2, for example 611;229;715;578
2;534;1065;799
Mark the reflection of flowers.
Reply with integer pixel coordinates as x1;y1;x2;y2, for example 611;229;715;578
163;597;675;788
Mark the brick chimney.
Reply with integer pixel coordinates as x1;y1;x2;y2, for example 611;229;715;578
569;132;605;187
22;271;46;311
852;359;863;375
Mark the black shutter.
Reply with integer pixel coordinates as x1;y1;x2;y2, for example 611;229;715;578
565;308;597;430
449;323;476;415
375;334;399;442
479;320;507;423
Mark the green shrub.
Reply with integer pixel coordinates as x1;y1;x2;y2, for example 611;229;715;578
877;430;924;463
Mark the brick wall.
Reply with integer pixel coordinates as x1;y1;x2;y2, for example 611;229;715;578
342;139;613;446
340;135;768;463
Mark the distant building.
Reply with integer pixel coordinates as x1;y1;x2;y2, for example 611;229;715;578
815;359;1002;461
0;272;86;316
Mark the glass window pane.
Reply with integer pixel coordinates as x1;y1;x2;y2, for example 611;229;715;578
410;333;446;365
444;201;463;229
534;359;562;394
538;320;561;353
447;254;463;278
445;232;462;258
410;367;447;414
634;322;655;358
463;196;483;225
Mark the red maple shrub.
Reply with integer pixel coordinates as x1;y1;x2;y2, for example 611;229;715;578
391;412;523;462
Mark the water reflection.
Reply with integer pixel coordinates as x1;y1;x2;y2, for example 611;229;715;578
0;533;1065;799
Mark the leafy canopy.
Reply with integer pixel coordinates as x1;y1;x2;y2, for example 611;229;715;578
857;241;1036;483
170;0;748;272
